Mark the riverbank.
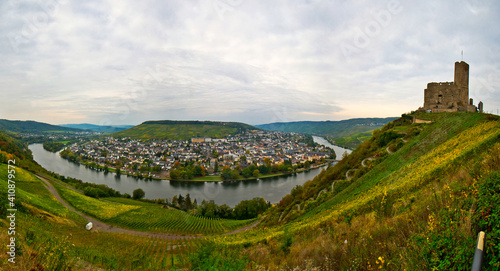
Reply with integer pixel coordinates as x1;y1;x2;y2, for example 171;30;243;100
57;137;346;182
29;140;350;206
179;161;334;182
77;160;333;183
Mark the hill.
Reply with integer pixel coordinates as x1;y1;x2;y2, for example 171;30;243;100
61;123;134;133
219;112;500;270
328;130;375;149
0;119;82;134
1;112;499;270
256;117;397;138
113;120;257;140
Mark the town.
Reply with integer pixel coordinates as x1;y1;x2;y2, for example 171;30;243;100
59;130;335;181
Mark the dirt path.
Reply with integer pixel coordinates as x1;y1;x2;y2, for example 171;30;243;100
361;157;376;167
36;175;260;240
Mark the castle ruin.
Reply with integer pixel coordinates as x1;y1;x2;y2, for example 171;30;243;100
421;61;478;113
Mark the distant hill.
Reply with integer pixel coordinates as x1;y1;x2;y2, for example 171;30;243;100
256;117;397;138
61;123;134;133
113;120;257;140
329;130;374;150
0;119;82;134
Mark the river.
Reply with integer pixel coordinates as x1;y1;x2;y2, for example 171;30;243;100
29;137;350;206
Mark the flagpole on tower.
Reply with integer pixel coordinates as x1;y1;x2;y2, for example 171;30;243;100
461;50;463;61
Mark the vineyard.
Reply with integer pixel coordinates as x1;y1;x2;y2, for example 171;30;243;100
51;179;256;235
208;112;500;269
0;112;499;270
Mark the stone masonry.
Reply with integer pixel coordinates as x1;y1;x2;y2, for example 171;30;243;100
422;61;477;113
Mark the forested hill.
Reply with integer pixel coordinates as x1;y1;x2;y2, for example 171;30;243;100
0;119;82;134
256;117;397;137
61;123;134;133
0;129;44;172
113;120;257;140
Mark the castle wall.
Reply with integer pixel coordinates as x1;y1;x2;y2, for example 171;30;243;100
423;82;460;111
422;61;476;113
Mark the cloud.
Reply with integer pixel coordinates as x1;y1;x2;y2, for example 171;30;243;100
1;0;500;125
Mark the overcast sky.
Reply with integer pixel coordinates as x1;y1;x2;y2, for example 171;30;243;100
1;0;499;125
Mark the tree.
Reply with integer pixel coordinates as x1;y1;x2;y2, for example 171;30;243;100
241;167;252;178
169;168;182;180
83;187;99;198
178;194;185;208
132;188;145;200
214;161;219;173
184;194;193;210
221;168;233;180
115;165;121;176
252;169;260;178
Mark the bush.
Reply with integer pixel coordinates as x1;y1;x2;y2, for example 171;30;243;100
475;172;500;269
189;241;248;270
132;188;145;200
83;187;100;198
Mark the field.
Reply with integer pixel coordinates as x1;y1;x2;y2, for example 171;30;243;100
52;179;257;235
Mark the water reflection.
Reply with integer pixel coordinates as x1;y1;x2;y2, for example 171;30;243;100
29;138;349;206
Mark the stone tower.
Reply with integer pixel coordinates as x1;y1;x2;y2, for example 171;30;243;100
422;61;477;112
454;61;469;107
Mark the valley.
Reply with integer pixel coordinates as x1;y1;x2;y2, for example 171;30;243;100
0;112;499;270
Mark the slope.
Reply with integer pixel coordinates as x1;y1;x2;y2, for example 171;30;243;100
113;120;257;140
0;126;258;270
0;119;82;134
61;123;134;133
256;117;397;137
215;112;500;270
1;112;499;270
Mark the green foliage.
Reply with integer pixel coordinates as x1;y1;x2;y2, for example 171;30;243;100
280;227;293;255
330;130;374;149
0;119;80;133
59;148;78;163
52;173;122;198
220;168;240;181
256;117;397;137
419;208;475;270
475;172;500;269
54;181;255;234
132;188;145;200
194;197;269;220
42;141;66;152
169;164;206;180
189;241;248;271
113;120;256;140
83;186;101;198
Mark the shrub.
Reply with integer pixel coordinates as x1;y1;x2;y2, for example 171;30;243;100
83;187;100;198
475;172;500;269
132;188;145;200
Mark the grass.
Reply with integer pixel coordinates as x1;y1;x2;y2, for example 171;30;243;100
1;112;499;270
211;112;500;269
330;130;374;149
55;140;71;144
52;179;257;235
0;164;80;220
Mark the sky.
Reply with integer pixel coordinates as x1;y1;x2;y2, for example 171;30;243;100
1;0;499;126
